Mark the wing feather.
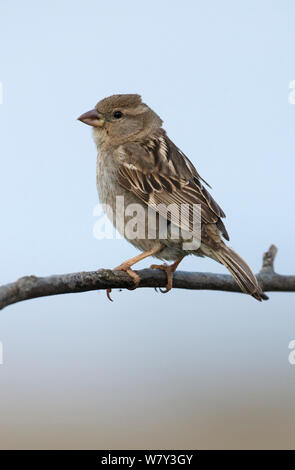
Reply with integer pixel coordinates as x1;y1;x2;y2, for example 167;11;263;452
116;131;229;241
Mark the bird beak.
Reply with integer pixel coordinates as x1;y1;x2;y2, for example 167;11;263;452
77;109;105;127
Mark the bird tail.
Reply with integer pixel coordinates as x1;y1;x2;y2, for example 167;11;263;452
213;245;268;301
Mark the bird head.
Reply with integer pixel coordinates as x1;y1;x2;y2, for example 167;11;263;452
78;94;163;145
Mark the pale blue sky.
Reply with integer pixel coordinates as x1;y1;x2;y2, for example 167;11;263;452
0;0;295;449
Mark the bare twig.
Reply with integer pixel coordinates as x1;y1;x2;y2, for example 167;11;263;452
0;245;293;311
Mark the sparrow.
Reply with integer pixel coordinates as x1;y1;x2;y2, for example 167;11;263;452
78;94;267;301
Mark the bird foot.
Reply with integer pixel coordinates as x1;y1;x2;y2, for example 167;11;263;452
150;263;175;293
106;263;140;301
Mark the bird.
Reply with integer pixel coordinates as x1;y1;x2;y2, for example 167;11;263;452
78;94;267;301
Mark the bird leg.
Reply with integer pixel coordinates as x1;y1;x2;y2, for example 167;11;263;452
150;256;184;293
106;245;163;301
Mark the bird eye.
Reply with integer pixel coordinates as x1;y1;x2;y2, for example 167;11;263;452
113;110;123;119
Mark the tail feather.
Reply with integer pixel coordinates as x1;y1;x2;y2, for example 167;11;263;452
213;245;268;301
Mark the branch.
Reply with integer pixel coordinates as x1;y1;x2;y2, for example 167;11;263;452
0;245;294;310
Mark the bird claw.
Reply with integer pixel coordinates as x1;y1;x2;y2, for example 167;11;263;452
105;264;140;301
150;263;173;294
106;288;113;302
159;287;169;294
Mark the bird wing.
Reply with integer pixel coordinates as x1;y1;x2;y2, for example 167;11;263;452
115;130;229;241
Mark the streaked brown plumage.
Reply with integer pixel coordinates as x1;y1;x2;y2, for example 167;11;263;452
78;94;267;301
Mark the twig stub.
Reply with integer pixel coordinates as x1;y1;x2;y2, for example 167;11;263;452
261;244;278;272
